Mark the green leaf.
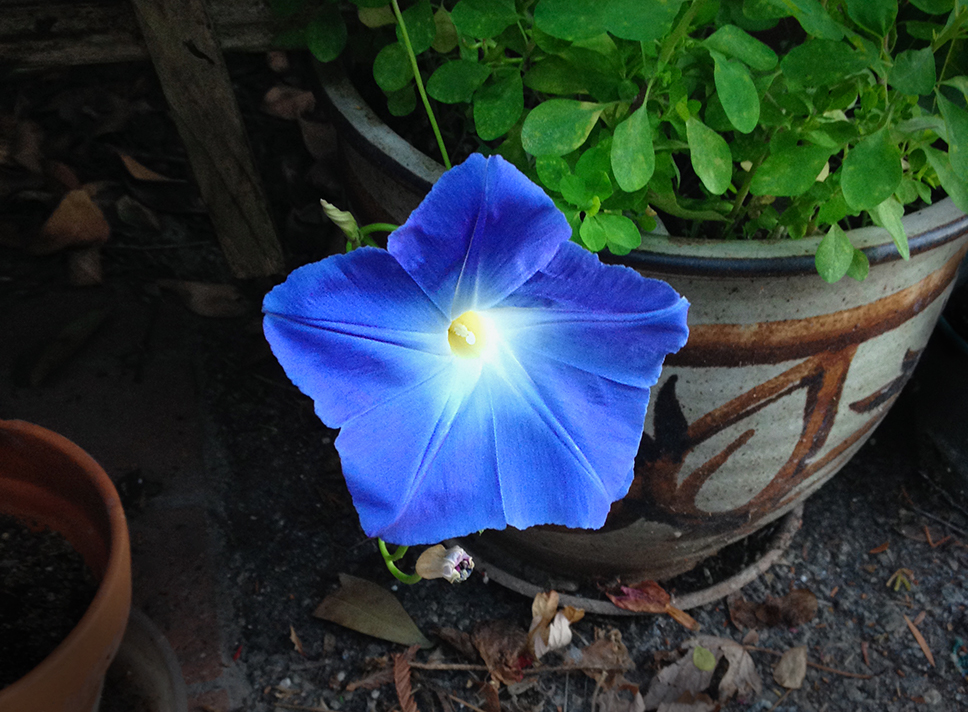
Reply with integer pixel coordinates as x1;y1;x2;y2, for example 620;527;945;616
686;118;733;195
693;646;717;672
909;0;953;14
816;190;852;224
314;574;432;648
524;57;589;95
924;145;968;214
395;0;436;54
579;213;608;250
841;129;902;210
888;48;937;96
846;248;870;281
427;60;491;104
473;73;524;141
560;173;592;207
385;85;416;116
306;9;347;62
536;155;571;192
781;0;845;40
751;145;831;196
704;25;778;71
815;224;854;283
373;42;412;93
869;196;910;260
450;0;518;39
742;0;791;20
600;213;642;254
522;100;603;156
432;8;458;52
781;40;868;87
602;0;686;42
534;0;606;40
358;5;396;28
712;52;760;134
611;107;655;192
845;0;897;36
937;94;968;181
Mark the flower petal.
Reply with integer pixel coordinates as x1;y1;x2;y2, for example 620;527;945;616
494;241;690;389
262;247;450;427
483;347;643;530
388;154;571;316
335;361;508;544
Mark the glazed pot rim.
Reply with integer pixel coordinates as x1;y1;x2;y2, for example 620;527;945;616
315;60;968;277
0;418;131;703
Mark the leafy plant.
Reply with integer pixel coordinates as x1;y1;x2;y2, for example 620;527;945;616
277;0;968;282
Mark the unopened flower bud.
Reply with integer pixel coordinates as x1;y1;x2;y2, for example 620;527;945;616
415;544;474;584
320;199;362;244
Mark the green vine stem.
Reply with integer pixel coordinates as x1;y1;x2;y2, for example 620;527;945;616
390;0;452;170
378;539;423;584
359;223;399;238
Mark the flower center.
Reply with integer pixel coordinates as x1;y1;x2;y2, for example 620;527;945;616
448;311;488;358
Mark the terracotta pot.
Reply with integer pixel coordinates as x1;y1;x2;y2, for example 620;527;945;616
315;63;968;582
0;419;132;712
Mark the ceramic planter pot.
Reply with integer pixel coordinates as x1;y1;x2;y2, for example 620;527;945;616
0;419;132;712
315;63;968;582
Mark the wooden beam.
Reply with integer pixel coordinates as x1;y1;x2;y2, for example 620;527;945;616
0;0;274;67
129;0;284;278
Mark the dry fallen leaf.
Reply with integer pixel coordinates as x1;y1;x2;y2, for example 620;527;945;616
393;645;420;712
772;646;807;689
903;614;935;667
727;594;759;631
314;573;432;648
656;691;717;712
527;590;585;659
755;589;818;628
607;581;699;630
435;627;479;660
157;280;249;318
643;636;761;710
35;188;110;254
118;153;174;182
262;85;316;120
471;619;529;685
571;629;635;689
289;625;305;656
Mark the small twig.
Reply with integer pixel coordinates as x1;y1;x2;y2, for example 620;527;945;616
523;665;630;675
273;703;330;712
917;469;968;519
768;688;793;712
410;662;489;671
745;646;873;679
433;689;489;712
907;504;968;540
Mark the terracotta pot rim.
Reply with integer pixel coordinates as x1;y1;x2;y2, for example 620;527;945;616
314;60;968;277
0;418;131;704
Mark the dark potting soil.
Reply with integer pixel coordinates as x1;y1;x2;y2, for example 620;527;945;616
0;514;98;689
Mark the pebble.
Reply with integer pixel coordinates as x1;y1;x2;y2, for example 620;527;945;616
924;688;943;705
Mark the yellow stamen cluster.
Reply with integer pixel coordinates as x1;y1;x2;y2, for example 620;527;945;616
448;311;488;358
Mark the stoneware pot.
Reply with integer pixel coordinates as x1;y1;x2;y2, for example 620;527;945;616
0;419;132;712
315;63;968;583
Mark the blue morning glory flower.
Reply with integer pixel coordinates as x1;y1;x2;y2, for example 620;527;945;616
263;154;689;545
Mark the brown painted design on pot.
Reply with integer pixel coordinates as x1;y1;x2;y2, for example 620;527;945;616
610;248;964;540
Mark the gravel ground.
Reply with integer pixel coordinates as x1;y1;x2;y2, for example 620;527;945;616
197;307;968;712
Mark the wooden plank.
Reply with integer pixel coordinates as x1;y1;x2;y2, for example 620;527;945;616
0;0;274;66
129;0;284;278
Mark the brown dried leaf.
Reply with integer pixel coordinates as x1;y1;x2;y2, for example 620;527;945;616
666;606;700;632
471;619;529;685
903;614;936;667
157;280;249;318
478;680;501;712
645;636;761;709
772;646;807;689
712;638;761;702
289;625;305;656
345;664;392;692
393;645;420;712
642;646;714;709
596;689;647;712
119;153;174;182
262;85;316;120
606;580;670;613
36;188;110;254
656;691;717;712
755;589;817;628
571;629;634;689
314;573;432;648
435;627;479;661
727;594;759;631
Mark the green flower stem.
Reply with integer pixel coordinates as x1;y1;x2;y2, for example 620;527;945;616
390;0;452;170
359;223;399;237
658;0;707;68
378;539;422;584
